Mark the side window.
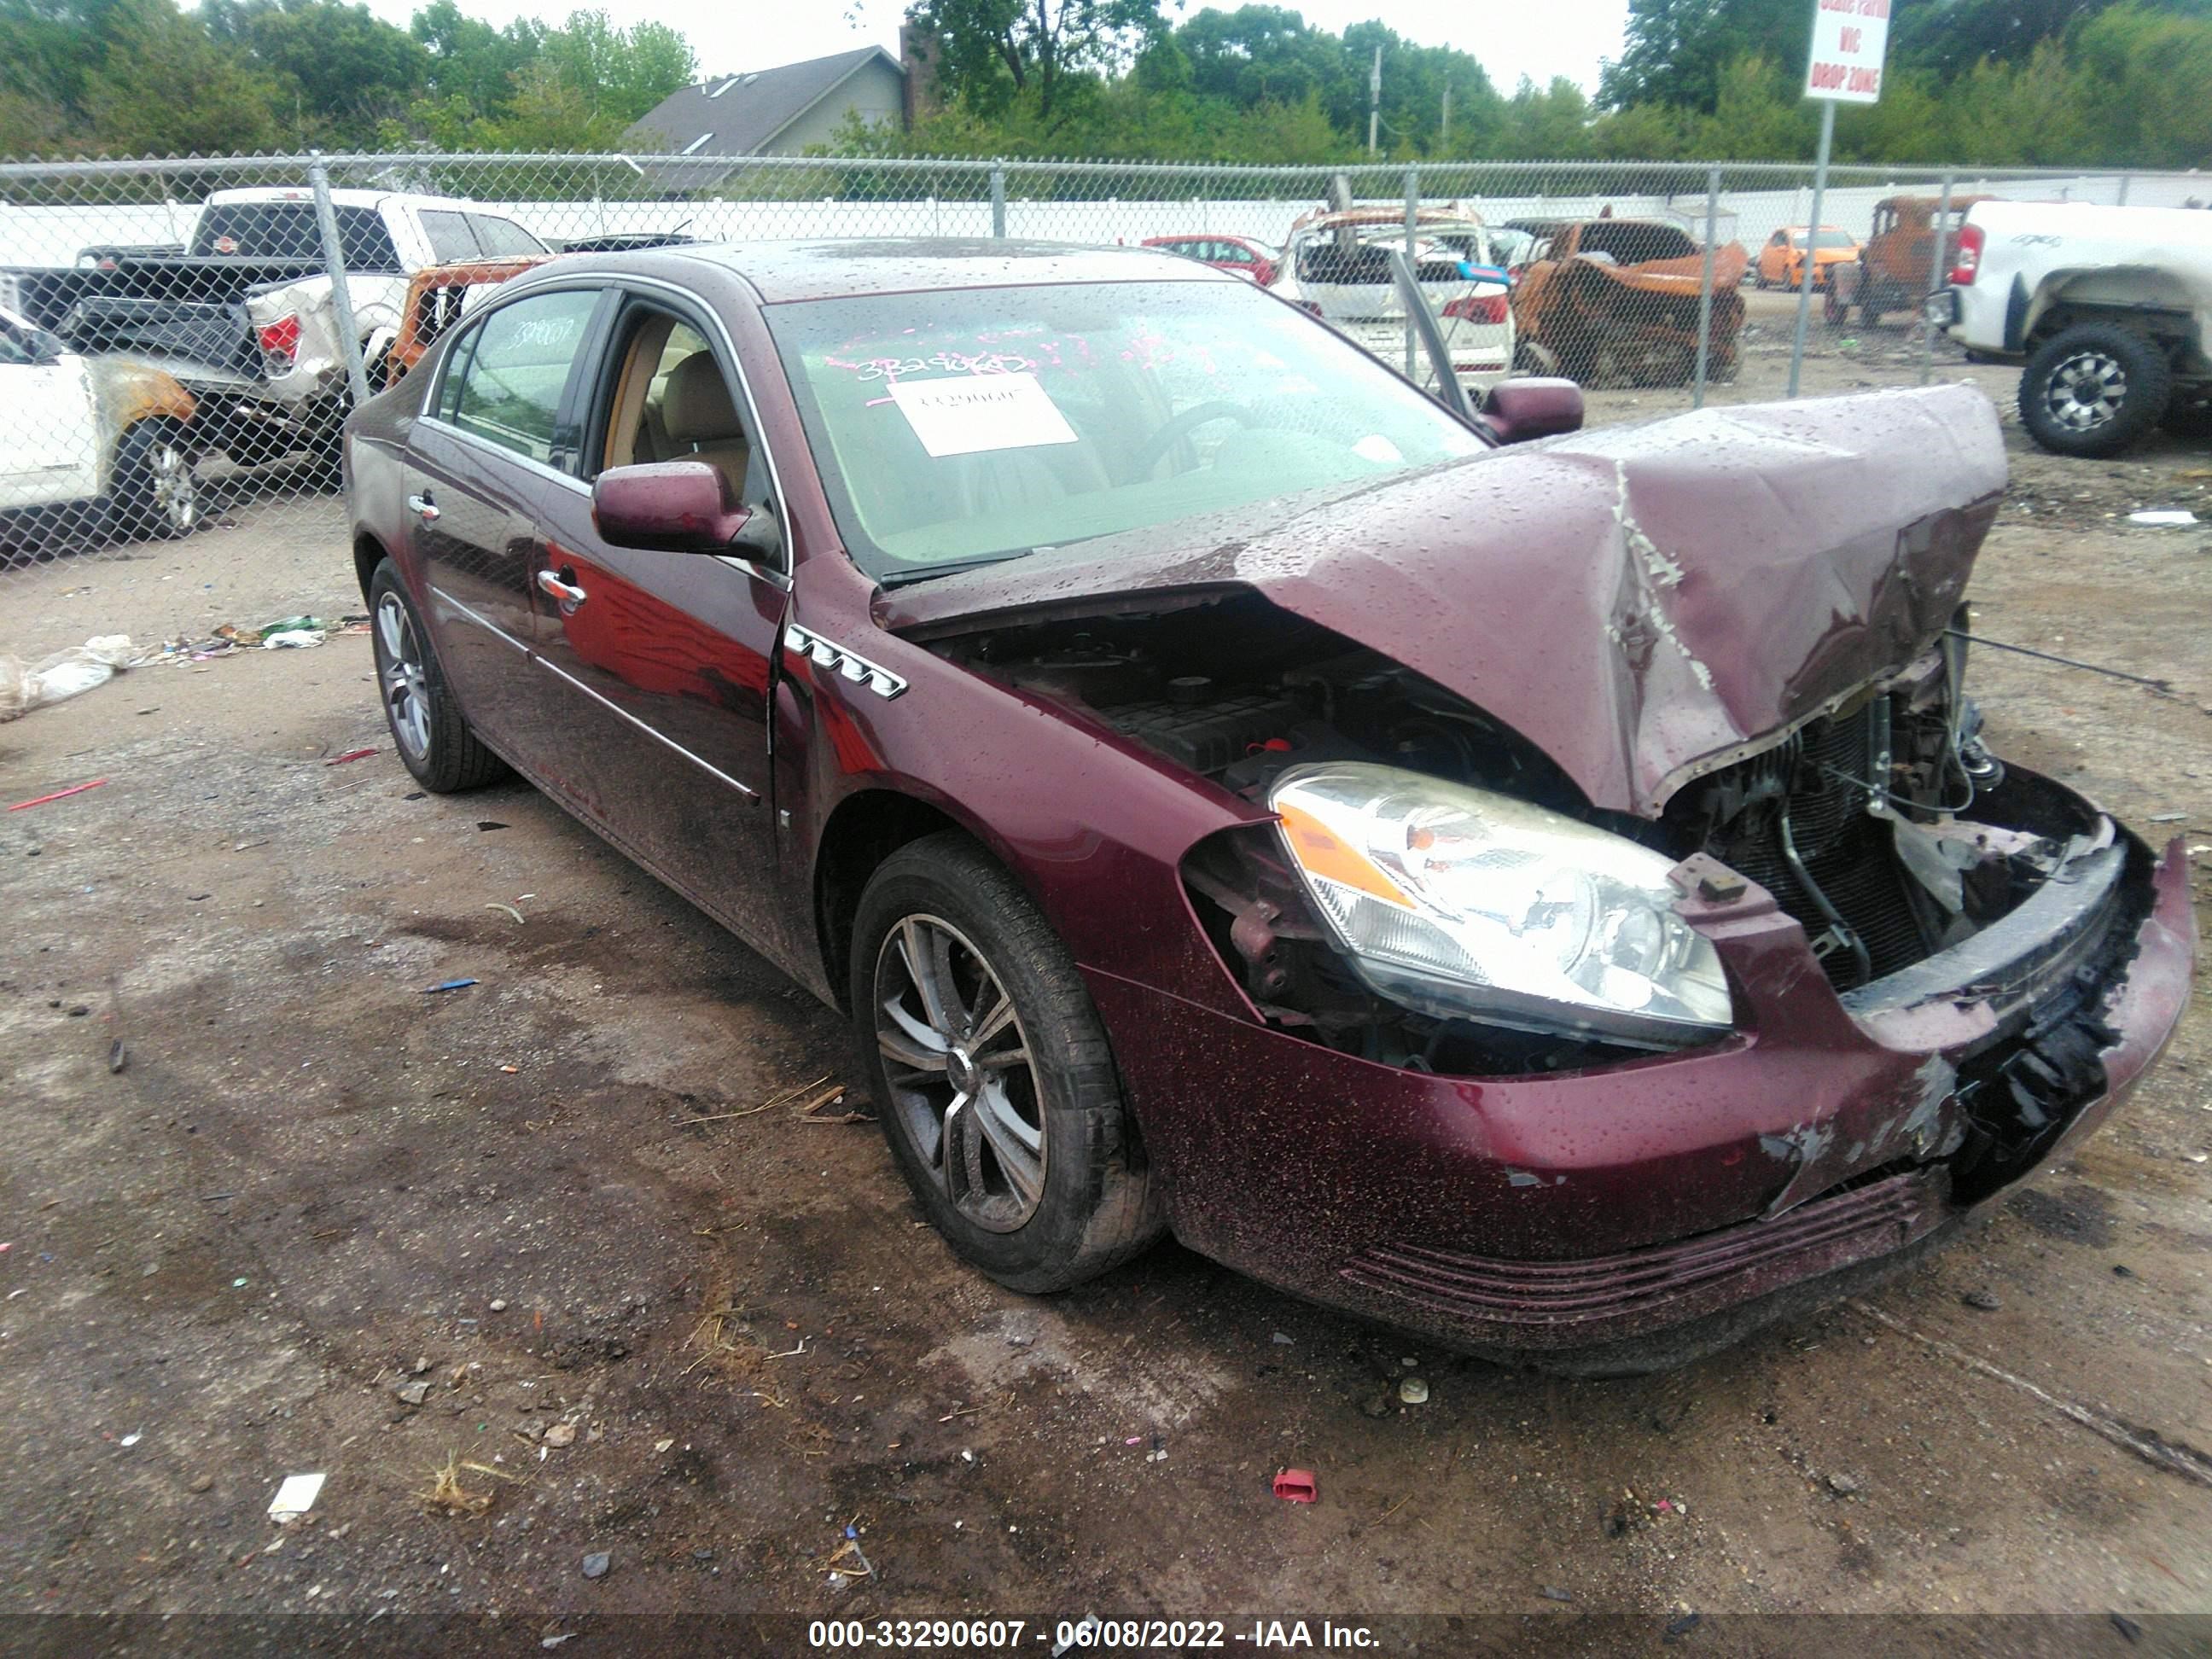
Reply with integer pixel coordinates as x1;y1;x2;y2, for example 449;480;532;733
443;288;601;465
596;309;754;491
469;214;548;257
420;210;480;263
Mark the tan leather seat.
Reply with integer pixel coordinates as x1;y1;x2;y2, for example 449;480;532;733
660;352;749;492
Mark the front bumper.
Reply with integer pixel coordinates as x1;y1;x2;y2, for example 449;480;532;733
1089;796;2192;1369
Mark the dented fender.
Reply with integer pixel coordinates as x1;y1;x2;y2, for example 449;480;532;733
83;357;195;496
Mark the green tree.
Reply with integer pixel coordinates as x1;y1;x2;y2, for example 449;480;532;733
907;0;1164;122
1599;0;1806;113
410;0;539;115
1490;76;1595;159
2067;1;2212;168
81;0;279;153
205;0;428;145
539;9;694;128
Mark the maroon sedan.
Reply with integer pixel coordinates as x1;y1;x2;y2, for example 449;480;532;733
345;240;2192;1374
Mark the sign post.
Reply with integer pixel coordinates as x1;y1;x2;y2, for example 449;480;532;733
1788;0;1890;397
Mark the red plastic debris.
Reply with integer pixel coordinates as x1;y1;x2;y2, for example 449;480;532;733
1272;1468;1318;1504
7;778;108;812
325;748;377;766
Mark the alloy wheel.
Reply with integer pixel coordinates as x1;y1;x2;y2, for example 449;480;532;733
149;439;197;533
873;913;1045;1232
2043;350;2127;433
375;592;432;760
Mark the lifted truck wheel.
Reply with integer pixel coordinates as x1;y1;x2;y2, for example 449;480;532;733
2019;322;2174;458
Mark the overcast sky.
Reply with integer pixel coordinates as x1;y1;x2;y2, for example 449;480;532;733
364;0;1630;99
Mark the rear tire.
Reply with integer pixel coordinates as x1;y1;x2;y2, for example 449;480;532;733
368;559;509;792
109;418;200;541
850;832;1165;1295
2018;322;2173;458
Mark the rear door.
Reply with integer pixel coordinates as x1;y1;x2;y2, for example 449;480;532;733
522;288;790;957
0;314;99;508
402;283;608;784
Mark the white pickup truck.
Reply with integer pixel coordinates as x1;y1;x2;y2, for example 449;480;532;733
0;188;548;473
1936;200;2212;456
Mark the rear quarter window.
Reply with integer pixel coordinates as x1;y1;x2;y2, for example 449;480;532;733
469;215;547;257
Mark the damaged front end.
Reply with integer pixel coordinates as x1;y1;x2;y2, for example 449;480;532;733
886;383;2192;1367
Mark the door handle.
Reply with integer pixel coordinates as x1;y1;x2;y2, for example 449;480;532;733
537;568;586;612
406;492;439;522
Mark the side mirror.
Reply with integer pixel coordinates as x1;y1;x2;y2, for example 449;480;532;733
591;460;779;562
1481;378;1584;444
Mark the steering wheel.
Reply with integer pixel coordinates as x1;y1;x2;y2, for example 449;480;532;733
1132;400;1261;475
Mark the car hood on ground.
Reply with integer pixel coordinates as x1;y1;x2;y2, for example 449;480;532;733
880;384;2007;818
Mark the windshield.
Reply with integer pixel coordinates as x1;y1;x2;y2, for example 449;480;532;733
1796;229;1857;249
765;280;1487;584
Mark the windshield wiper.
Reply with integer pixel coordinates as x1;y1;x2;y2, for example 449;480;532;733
876;550;1039;589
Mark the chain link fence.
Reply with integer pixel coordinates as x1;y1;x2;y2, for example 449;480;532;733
0;148;2200;599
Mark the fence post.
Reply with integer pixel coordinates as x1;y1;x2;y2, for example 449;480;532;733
1918;170;1954;387
1692;165;1721;410
990;160;1007;238
1403;164;1419;378
307;150;371;409
1786;101;1837;399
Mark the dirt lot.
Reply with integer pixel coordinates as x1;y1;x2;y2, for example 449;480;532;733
2;306;2209;1650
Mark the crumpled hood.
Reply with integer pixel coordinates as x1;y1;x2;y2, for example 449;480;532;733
882;383;2007;817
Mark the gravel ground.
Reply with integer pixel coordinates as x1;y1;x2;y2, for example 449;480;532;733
1;299;2208;1650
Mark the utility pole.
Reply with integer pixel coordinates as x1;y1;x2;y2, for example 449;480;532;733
1441;81;1451;152
1367;44;1382;157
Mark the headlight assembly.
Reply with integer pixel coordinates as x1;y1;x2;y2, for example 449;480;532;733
1269;762;1733;1046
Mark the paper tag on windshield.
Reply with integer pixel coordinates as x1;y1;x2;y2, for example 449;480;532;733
888;372;1078;457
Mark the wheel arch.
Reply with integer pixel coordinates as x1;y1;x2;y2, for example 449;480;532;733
353;529;391;608
812;788;1030;1014
2023;270;2197;358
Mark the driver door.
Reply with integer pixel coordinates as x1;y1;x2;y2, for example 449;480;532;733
525;295;791;960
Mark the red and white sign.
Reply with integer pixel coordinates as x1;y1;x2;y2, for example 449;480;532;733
1805;0;1890;104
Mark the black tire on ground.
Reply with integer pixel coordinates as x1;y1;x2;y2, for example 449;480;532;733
2018;322;2174;458
367;559;509;792
850;831;1166;1295
108;417;200;540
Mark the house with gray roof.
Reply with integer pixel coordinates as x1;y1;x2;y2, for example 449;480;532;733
626;47;908;190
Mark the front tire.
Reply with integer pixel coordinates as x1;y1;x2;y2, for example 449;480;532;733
851;833;1164;1295
368;560;509;792
2019;322;2174;458
109;418;199;541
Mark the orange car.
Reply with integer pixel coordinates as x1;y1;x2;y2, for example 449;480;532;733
1752;226;1860;291
385;254;551;383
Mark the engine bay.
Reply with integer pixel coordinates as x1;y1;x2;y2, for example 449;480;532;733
924;591;2140;1100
